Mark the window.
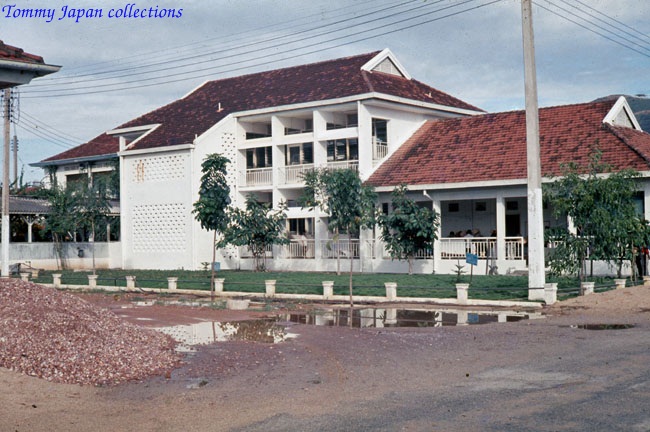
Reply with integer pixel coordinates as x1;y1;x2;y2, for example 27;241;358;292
506;201;519;211
288;218;314;236
246;147;272;169
448;203;459;212
285;143;313;166
327;139;358;162
475;201;486;212
372;118;388;144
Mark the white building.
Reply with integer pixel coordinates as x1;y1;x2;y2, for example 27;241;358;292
35;49;650;275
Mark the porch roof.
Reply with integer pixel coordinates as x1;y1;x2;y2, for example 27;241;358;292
0;197;120;216
367;99;650;188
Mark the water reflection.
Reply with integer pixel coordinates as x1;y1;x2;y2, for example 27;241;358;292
157;319;289;351
281;308;543;328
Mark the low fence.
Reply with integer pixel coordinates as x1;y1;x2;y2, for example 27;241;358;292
37;273;636;307
8;242;121;271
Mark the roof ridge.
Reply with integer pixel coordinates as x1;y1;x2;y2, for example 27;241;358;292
203;51;382;86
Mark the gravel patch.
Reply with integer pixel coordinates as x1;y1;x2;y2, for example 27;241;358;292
0;279;181;386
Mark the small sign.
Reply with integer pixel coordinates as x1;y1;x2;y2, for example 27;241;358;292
466;253;478;266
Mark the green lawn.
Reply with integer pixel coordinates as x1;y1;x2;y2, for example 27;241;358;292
29;269;625;301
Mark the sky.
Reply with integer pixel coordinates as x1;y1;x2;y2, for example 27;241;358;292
1;0;649;183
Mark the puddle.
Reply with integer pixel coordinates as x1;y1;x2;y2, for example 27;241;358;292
568;324;635;330
280;307;543;328
156;319;292;351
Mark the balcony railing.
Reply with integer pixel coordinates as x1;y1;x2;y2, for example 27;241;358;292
373;138;388;161
280;239;315;259
439;237;525;260
326;160;359;171
242;167;273;187
320;239;360;259
279;163;314;185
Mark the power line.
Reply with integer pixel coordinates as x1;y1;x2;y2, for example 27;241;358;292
19;111;86;143
34;0;411;83
537;0;650;56
23;0;502;98
27;0;438;90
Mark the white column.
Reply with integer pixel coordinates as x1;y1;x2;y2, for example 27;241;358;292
432;198;442;273
496;196;507;268
356;101;373;179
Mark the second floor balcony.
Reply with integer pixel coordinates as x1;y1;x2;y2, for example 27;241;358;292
279;163;314;185
242;167;273;187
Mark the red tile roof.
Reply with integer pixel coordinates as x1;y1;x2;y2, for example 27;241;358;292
42;51;481;162
0;40;45;64
367;100;650;188
39;133;119;163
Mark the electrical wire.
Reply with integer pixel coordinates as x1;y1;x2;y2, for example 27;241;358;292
27;0;442;90
34;0;415;83
23;0;502;98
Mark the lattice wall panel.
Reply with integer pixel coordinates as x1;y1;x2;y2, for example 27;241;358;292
131;153;188;183
132;203;187;252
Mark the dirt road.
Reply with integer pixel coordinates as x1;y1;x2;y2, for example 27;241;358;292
2;286;650;431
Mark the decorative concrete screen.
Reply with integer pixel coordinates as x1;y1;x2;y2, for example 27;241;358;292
132;203;188;252
132;154;188;183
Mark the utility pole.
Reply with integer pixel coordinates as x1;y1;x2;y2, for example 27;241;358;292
2;88;10;277
521;0;545;299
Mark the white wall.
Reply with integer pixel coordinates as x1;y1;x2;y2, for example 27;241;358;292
121;148;194;270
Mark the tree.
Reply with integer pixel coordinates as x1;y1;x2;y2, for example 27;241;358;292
74;177;111;275
192;154;231;295
378;184;439;275
544;150;649;279
41;177;111;272
299;168;376;307
41;185;79;270
219;195;288;271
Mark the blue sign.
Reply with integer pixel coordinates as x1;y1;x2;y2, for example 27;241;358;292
466;253;478;266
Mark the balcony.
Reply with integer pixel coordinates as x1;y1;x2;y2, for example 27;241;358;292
279;164;314;185
280;239;315;259
326;160;359;171
373;138;388;163
242;167;273;187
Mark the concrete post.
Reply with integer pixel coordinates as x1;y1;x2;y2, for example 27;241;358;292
322;281;334;299
614;279;626;290
167;277;178;290
125;275;136;290
88;274;98;288
214;278;225;293
385;282;397;300
456;283;469;304
52;273;62;288
19;272;29;282
581;281;595;295
385;308;397;325
544;282;557;305
265;279;276;297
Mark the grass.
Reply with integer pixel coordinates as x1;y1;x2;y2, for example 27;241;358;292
28;269;629;302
